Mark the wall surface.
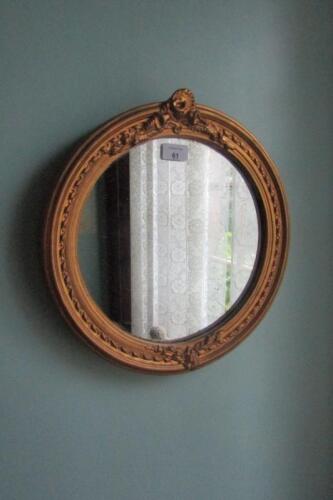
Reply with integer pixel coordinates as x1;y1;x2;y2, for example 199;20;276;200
1;1;332;499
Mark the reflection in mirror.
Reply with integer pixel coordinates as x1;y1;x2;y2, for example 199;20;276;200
78;139;259;341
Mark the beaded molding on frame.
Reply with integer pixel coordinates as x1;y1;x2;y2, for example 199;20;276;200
45;89;289;373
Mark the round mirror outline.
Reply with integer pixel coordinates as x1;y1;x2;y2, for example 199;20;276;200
44;89;289;372
77;138;263;343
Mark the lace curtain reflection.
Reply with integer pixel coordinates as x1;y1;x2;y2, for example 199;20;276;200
129;139;258;340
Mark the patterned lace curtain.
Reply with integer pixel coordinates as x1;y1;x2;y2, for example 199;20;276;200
129;139;258;340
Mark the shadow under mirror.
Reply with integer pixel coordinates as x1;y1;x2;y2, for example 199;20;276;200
78;138;259;342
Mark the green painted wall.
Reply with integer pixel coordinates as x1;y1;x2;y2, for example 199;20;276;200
1;1;332;499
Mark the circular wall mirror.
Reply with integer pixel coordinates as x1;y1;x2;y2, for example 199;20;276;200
44;89;289;372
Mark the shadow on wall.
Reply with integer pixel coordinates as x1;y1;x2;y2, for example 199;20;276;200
7;135;155;384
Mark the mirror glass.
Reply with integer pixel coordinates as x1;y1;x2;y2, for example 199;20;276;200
78;139;259;341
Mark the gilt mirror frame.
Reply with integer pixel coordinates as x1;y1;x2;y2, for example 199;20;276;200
44;89;289;373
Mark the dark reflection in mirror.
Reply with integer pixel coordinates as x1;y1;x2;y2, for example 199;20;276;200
78;154;131;330
78;139;259;341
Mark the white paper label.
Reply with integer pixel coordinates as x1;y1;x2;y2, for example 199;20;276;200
160;143;188;161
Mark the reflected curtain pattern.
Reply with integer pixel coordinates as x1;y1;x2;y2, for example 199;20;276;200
129;139;258;340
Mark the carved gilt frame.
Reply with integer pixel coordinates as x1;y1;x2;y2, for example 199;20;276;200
44;89;289;373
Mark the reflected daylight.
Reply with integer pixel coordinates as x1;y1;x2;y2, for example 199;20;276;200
78;138;259;341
